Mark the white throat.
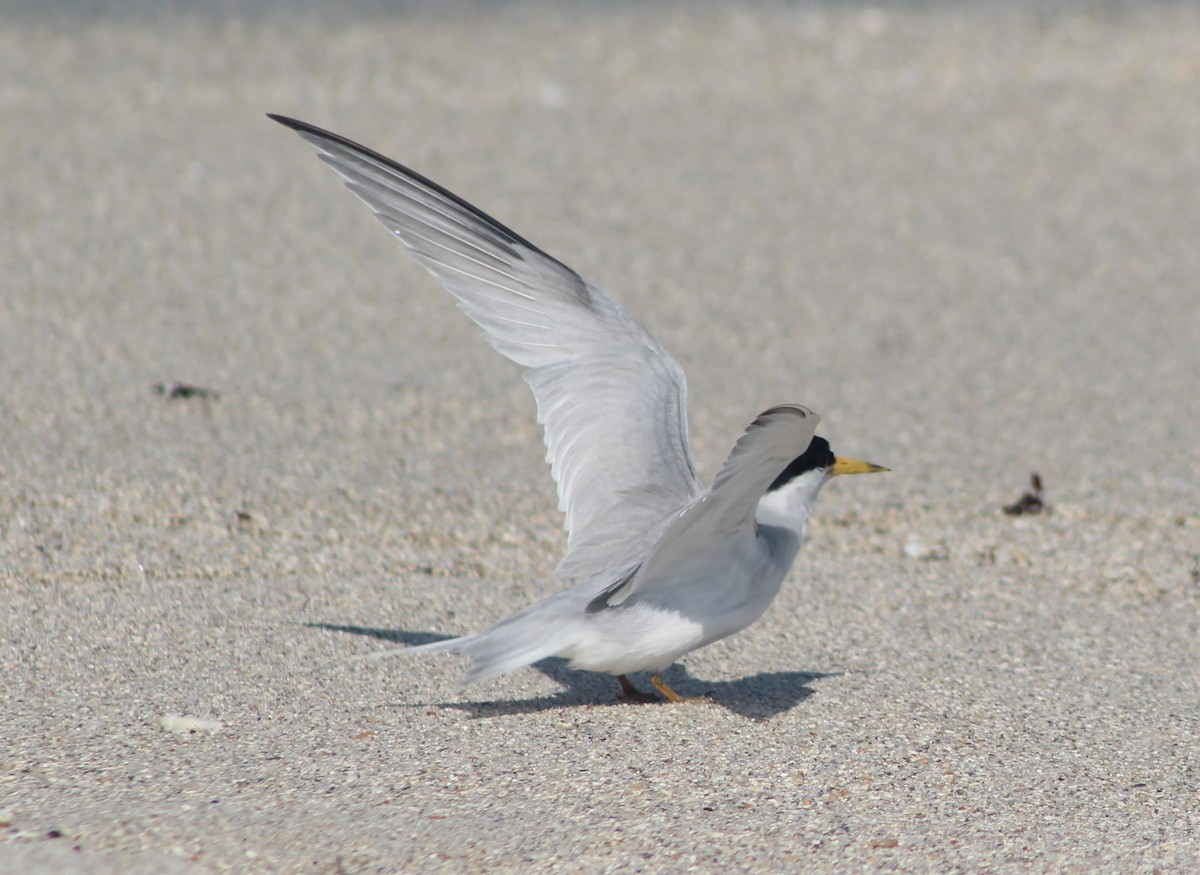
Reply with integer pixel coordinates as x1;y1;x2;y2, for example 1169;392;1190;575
755;468;830;543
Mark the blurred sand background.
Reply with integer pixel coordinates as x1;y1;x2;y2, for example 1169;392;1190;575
2;1;1198;871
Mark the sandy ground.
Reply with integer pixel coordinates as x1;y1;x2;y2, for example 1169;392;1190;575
2;1;1199;871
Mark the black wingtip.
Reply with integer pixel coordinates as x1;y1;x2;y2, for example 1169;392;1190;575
267;112;306;131
266;110;566;260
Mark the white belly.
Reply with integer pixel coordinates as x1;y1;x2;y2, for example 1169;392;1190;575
558;534;794;675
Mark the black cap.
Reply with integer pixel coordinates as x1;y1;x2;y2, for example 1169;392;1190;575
766;436;836;493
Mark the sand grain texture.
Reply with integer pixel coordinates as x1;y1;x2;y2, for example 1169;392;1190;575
2;2;1198;872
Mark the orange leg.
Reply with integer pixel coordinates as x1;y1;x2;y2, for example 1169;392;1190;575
617;674;657;703
651;673;712;704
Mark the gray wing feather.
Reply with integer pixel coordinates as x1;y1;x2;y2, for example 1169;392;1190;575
271;116;701;578
596;405;819;606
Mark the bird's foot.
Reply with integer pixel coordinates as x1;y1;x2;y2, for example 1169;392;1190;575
617;674;658;703
650;673;713;704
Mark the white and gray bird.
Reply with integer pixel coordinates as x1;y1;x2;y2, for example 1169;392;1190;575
271;115;887;702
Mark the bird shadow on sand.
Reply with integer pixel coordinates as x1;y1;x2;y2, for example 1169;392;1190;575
308;622;833;720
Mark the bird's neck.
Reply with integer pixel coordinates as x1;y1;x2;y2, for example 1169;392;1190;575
754;471;828;547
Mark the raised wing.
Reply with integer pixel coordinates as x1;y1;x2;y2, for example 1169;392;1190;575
592;405;819;607
270;115;702;579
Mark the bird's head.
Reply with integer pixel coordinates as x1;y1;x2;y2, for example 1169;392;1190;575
768;435;888;496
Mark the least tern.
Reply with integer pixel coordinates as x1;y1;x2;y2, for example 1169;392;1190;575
271;114;887;702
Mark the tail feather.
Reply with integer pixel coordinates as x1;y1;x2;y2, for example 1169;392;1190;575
407;595;581;685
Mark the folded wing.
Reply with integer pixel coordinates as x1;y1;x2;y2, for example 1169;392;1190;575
592;405;820;607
